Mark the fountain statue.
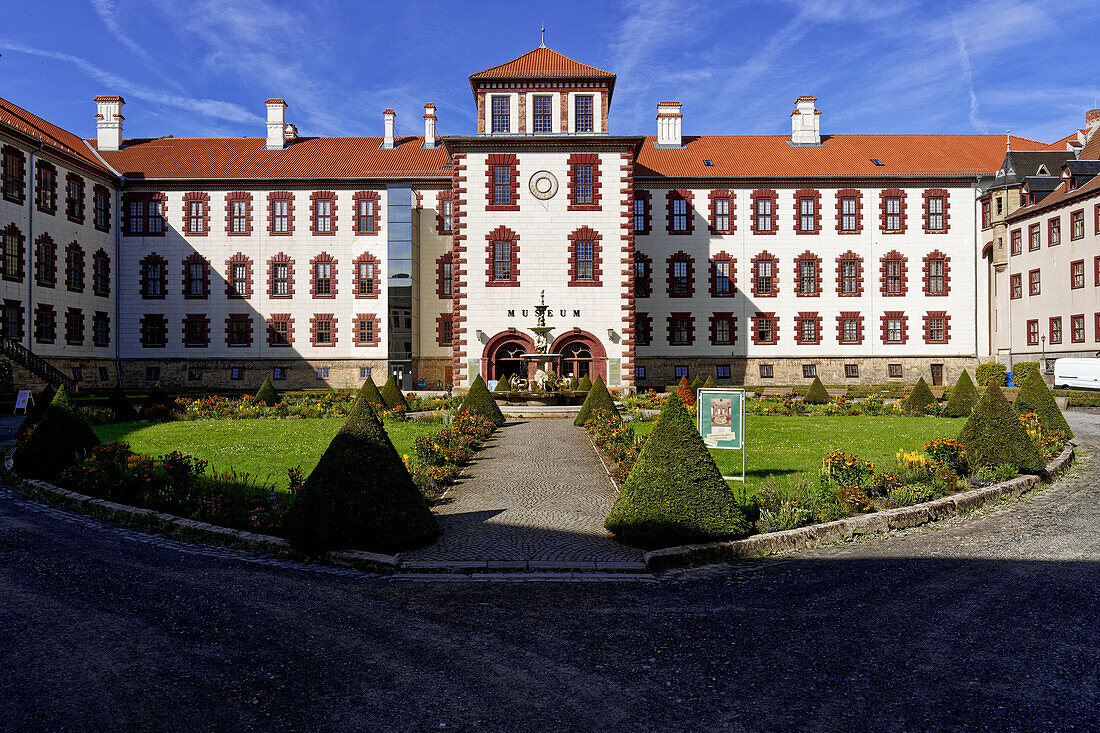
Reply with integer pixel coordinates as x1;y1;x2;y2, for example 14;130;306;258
522;290;561;392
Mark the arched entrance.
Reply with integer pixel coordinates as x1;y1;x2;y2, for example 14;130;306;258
551;329;608;383
482;330;535;382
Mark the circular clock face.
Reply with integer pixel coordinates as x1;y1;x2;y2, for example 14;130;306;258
529;170;558;200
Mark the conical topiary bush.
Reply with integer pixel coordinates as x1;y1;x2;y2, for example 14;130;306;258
17;385;55;437
107;385;138;422
458;374;505;427
605;394;751;547
690;375;704;395
676;376;695;407
358;378;386;410
380;376;409;411
578;375;592;392
284;393;438;552
255;377;279;407
1014;369;1073;440
574;375;620;426
13;386;100;482
957;382;1044;474
803;376;829;405
904;377;937;415
141;383;178;416
703;375;717;388
943;370;979;417
569;375;579;391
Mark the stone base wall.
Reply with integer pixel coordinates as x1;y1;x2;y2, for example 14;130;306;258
117;358;390;390
1;356;119;393
635;356;980;388
413;357;451;390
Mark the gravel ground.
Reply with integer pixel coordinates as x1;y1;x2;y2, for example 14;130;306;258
0;414;1097;732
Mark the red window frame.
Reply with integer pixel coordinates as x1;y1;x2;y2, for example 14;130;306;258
567;153;601;211
1028;224;1040;251
182;314;210;348
182;192;209;236
1071;314;1085;343
881;311;908;345
225;192;253;236
1049;316;1062;344
880;251;907;296
836;312;864;345
794;312;822;345
793;189;821;234
1048;217;1060;246
794;251;821;296
309;191;338;236
709;312;736;345
267;253;294;299
65;240;84;293
436;190;453;235
666;190;694;234
34;234;56;288
2;146;26;205
922;189;949;233
633;252;652;298
633;190;652;235
310;252;337;298
226;253;253;299
353;253;381;298
667;312;694;346
267;314;294;347
353;191;380;235
182;254;210;299
1010;273;1022;299
65;173;85;224
667;251;694;297
1070;209;1085;240
486;154;519;211
923;311;950;344
751;312;778;345
1026;319;1039;345
1029;268;1040;296
879;189;907;233
310;314;338;347
751;251;778;297
353;314;381;347
486;225;520;286
836;252;863;297
923;251;950;296
1071;259;1085;289
568;226;602;286
34;161;57;215
708;190;734;234
750;189;778;234
225;314;253;348
709;252;735;297
1011;229;1023;255
836;189;863;234
267;191;294;236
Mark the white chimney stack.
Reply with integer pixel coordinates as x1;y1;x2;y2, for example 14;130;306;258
265;99;288;150
423;103;437;149
94;95;125;151
790;95;821;146
655;101;682;148
382;109;396;149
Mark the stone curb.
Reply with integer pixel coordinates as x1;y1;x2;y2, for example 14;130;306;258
644;444;1076;572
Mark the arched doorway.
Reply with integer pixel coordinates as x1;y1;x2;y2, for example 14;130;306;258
482;330;536;383
551;329;608;383
561;342;593;378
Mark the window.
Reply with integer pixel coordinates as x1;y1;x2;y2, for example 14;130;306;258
1028;224;1040;251
270;257;291;298
1071;314;1085;343
491;96;510;133
267;366;285;381
1071;209;1084;240
574;95;594;132
755;196;772;232
796;193;819;233
798;316;819;344
712;258;733;296
314;316;334;345
439;254;453;298
926;195;944;231
995;197;1003;214
438;197;453;234
674;365;689;379
486;227;519;285
802;364;816;378
670;314;692;345
1010;274;1022;299
844;364;859;379
269;317;290;347
710;192;732;234
839;195;859;232
493;165;512;205
224;315;250;347
711;313;734;345
925;254;947;295
634;255;651;298
139;314;166;348
635;313;651;345
65;174;85;223
717;365;731;380
184;316;207;347
125;195;163;235
146;367;161;382
1049;217;1060;246
1026;319;1039;345
493;240;512;281
2;226;23;282
2;301;22;338
229;262;249;297
754;257;775;296
1049;317;1062;344
1096;256;1100;286
797;256;818;296
533;95;553;133
884;316;905;344
671;197;688;232
93;186;111;232
357;259;376;296
92;312;109;347
187;199;206;234
755;315;775;344
1071;260;1085;289
884;196;902;231
759;364;774;379
65;242;84;292
669;254;691;296
184;258;208;298
98;366;109;381
312;196;333;234
633;198;647;233
438;314;452;346
1011;229;1022;255
358;367;371;380
93;250;110;296
883;256;904;295
926;314;947;344
574;165;594;205
313;256;335;297
35;162;57;214
2;146;25;204
231;367;244;381
271;199;289;233
981;199;991;229
839;257;860;295
1029;269;1040;296
230;198;250;233
634;366;647;380
574;241;594;281
35;236;56;287
888;363;903;378
840;317;860;344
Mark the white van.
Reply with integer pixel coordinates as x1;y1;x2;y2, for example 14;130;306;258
1053;358;1100;390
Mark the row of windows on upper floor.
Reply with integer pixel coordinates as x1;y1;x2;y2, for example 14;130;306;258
1006;205;1099;252
488;94;595;134
1008;257;1100;299
134;312;381;350
1;224;111;295
633;310;954;347
644;362;909;382
1023;314;1100;347
2;145;112;231
1;301;111;348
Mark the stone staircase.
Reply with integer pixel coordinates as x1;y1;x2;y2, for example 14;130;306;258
0;336;78;392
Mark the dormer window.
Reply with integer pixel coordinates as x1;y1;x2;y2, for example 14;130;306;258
575;95;594;132
533;96;553;133
491;96;510;134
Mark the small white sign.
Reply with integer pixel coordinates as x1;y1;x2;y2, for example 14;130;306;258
14;390;31;413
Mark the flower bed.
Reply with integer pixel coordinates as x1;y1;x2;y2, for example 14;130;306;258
409;410;497;498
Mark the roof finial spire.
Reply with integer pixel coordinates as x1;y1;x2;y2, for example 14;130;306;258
1006;129;1011;152
540;26;546;48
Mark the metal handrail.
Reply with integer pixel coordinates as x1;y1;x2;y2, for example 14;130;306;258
0;336;78;391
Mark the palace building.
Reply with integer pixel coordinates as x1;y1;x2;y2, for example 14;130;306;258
0;45;1097;392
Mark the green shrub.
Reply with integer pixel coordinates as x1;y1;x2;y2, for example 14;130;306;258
690;375;704;395
957;382;1044;474
569;375;579;391
605;394;751;548
255;378;279;407
107;385;139;421
942;370;979;417
380;376;409;411
1011;361;1041;387
284;393;438;552
1013;369;1073;440
574;374;619;426
975;362;1007;387
13;386;100;482
803;376;829;405
703;375;717;389
358;379;386;409
578;375;592;391
141;383;179;416
458;374;505;427
17;385;55;437
903;377;937;415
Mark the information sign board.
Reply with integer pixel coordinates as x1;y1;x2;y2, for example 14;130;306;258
696;388;746;481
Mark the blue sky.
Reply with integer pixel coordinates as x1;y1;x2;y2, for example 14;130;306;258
2;0;1097;145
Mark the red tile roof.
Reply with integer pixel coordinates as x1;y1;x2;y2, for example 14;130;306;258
635;134;1047;178
91;136;450;180
469;47;614;80
0;97;111;173
1007;171;1100;221
1077;129;1100;160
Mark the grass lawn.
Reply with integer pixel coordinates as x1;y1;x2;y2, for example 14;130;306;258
632;415;965;495
94;419;443;490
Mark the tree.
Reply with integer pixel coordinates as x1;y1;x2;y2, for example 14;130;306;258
578;375;592;391
903;377;937;415
255;377;279;407
358;378;386;410
677;376;695;407
605;394;750;547
13;386;100;482
690;375;704;395
574;375;620;426
1013;368;1073;440
284;393;438;552
107;385;139;421
957;382;1044;473
379;376;409;411
458;374;505;427
703;375;717;388
803;376;829;405
942;370;979;417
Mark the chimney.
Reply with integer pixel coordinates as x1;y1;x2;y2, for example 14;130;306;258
423;103;437;149
790;95;821;146
93;95;125;151
265;99;288;150
1087;109;1100;130
382;109;396;149
655;101;682;148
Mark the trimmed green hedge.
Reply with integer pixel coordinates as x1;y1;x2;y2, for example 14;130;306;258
1014;369;1073;440
904;377;937;415
942;369;978;417
803;376;829;405
703;375;717;389
975;362;1007;387
958;382;1044;473
358;379;386;409
141;384;179;415
690;375;704;395
107;385;139;421
13;386;100;482
380;376;409;411
574;375;619;426
255;378;279;407
578;375;592;392
458;374;505;427
605;394;750;548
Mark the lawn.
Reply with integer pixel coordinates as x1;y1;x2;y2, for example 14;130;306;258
631;415;965;495
94;419;443;490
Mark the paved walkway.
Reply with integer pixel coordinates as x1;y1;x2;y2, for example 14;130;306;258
401;419;643;565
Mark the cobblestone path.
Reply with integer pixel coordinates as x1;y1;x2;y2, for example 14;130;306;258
400;419;643;563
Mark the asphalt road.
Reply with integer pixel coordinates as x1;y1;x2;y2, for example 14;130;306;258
0;414;1097;732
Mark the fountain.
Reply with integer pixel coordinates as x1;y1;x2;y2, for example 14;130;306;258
493;291;587;405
